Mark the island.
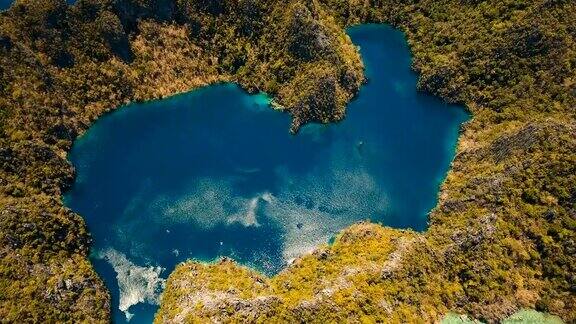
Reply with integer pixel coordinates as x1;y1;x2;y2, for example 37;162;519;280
0;0;574;323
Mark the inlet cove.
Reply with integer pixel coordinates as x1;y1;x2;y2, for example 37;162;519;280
63;25;469;322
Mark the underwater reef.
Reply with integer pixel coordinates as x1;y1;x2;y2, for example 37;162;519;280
0;0;574;322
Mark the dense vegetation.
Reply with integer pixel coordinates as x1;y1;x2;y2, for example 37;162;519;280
0;0;574;322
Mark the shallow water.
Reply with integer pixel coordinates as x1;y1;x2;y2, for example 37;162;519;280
64;24;469;323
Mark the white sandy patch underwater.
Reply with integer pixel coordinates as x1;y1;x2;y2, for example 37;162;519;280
96;248;166;321
110;141;388;267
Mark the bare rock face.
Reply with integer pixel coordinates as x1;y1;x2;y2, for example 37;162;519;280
287;3;334;61
490;124;540;162
449;213;497;252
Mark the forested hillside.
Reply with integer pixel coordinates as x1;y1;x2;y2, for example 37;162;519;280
0;0;574;322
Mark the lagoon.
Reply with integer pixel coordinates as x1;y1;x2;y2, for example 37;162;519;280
64;24;469;323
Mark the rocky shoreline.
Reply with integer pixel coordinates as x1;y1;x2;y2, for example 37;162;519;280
0;0;574;322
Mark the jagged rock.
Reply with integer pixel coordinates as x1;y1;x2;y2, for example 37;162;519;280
490;124;540;162
287;3;333;61
450;214;497;251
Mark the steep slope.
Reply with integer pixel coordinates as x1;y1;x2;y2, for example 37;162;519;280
0;0;574;322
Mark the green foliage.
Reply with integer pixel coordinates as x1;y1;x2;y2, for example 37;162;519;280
0;0;574;322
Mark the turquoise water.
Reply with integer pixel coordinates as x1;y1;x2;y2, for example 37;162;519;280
64;24;469;323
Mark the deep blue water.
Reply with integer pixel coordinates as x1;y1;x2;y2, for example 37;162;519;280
0;0;11;10
64;24;469;323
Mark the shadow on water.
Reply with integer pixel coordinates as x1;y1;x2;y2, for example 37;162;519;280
63;24;470;323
